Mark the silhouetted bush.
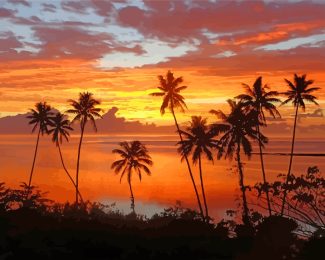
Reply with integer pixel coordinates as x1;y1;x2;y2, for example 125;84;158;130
0;183;324;259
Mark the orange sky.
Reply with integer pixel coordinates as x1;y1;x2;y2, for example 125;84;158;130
0;0;324;128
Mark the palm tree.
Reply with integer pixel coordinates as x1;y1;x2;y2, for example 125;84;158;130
67;92;102;204
111;141;153;213
150;70;205;221
26;102;53;192
210;99;266;225
280;74;319;215
48;112;84;203
236;76;281;216
177;116;219;221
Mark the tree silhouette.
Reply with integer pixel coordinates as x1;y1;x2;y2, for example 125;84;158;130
280;74;320;215
26;102;53;194
210;99;266;225
150;70;205;221
111;141;153;213
48;112;84;203
236;76;281;216
67;92;102;204
178;116;219;221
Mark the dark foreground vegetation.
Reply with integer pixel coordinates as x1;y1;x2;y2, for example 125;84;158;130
0;183;324;260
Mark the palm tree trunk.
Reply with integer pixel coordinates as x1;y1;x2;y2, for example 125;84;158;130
281;105;299;215
75;121;85;205
237;144;250;225
128;180;135;213
257;123;272;216
170;107;205;221
57;143;84;203
198;154;209;221
27;127;41;197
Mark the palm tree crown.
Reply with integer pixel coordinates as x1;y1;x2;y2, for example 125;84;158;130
210;99;266;160
150;70;187;115
67;92;102;130
282;74;319;110
236;76;281;122
178;116;218;164
27;102;53;134
48;112;73;146
111;141;153;183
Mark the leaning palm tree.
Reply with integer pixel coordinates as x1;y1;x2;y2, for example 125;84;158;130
26;102;53;192
178;116;219;221
67;92;102;204
111;141;153;213
48;112;84;203
236;76;281;216
280;74;319;215
150;70;205;221
210;99;266;225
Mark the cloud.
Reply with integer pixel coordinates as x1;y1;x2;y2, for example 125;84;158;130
61;0;90;14
89;0;115;17
34;27;115;59
1;106;324;139
141;43;325;76
112;1;325;75
0;7;15;18
0;25;145;62
117;1;325;42
8;0;30;7
298;108;324;120
217;20;325;48
0;31;23;51
42;3;56;13
0;107;174;134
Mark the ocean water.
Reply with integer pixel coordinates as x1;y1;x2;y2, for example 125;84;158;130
0;134;324;220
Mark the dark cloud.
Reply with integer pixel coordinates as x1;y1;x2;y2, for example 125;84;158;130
0;7;15;18
33;26;145;60
8;0;30;7
0;25;145;62
0;31;23;51
11;15;42;25
42;3;56;13
117;1;325;42
142;44;325;76
0;107;174;134
61;0;89;14
298;108;324;120
0;106;324;137
90;0;114;17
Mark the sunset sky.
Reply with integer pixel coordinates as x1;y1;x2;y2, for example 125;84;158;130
0;0;325;127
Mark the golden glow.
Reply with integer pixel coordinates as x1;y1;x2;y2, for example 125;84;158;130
0;59;324;126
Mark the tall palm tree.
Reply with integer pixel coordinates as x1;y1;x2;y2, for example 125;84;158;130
67;92;102;204
48;112;83;203
210;99;266;225
26;102;53;192
177;116;219;221
236;76;281;216
150;70;205;221
111;141;153;213
280;74;319;215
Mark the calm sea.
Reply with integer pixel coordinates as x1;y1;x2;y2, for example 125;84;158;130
0;134;324;220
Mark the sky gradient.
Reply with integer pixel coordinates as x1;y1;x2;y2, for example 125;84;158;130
0;0;324;127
